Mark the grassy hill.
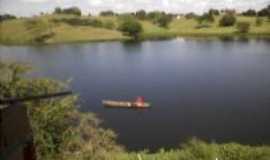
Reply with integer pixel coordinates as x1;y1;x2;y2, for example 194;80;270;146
0;14;270;45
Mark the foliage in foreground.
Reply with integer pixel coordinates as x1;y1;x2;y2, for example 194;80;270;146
110;139;270;160
0;61;123;160
1;61;270;160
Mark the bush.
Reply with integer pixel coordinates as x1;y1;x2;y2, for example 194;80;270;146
219;14;237;27
118;16;143;39
236;22;250;33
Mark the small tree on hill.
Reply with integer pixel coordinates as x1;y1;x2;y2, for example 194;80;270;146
135;10;146;20
118;16;143;40
219;13;237;27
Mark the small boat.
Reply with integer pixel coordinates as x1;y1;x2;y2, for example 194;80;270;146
102;96;151;109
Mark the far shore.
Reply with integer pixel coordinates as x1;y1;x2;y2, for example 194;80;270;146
0;14;270;45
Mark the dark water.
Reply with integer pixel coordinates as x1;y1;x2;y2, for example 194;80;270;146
1;38;270;150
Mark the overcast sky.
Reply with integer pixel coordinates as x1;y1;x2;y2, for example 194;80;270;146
0;0;269;16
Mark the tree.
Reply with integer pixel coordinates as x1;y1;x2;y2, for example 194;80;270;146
135;10;146;20
242;9;257;16
155;14;172;28
118;16;143;40
197;13;215;25
100;10;114;16
0;14;16;22
236;22;250;33
62;7;82;16
219;13;237;27
209;9;220;16
146;11;172;28
185;12;197;19
54;7;62;14
258;5;270;17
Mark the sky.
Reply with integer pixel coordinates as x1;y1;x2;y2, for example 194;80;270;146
0;0;269;16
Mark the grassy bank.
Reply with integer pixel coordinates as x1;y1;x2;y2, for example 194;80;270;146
0;14;270;45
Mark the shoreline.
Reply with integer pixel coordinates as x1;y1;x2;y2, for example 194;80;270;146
1;34;270;46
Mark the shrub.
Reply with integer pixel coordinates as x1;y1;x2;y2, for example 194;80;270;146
219;13;237;27
236;22;250;33
118;16;143;39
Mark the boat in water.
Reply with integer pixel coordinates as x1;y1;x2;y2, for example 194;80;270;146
102;97;150;109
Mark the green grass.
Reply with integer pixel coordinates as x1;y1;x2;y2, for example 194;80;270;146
0;15;270;45
91;139;270;160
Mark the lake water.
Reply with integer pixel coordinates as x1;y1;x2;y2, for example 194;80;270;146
1;38;270;150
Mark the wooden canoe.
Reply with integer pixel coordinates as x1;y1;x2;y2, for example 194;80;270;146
102;100;151;109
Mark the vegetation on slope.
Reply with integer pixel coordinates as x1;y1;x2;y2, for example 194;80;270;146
1;5;270;45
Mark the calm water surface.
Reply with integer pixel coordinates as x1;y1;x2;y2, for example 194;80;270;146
1;38;270;150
